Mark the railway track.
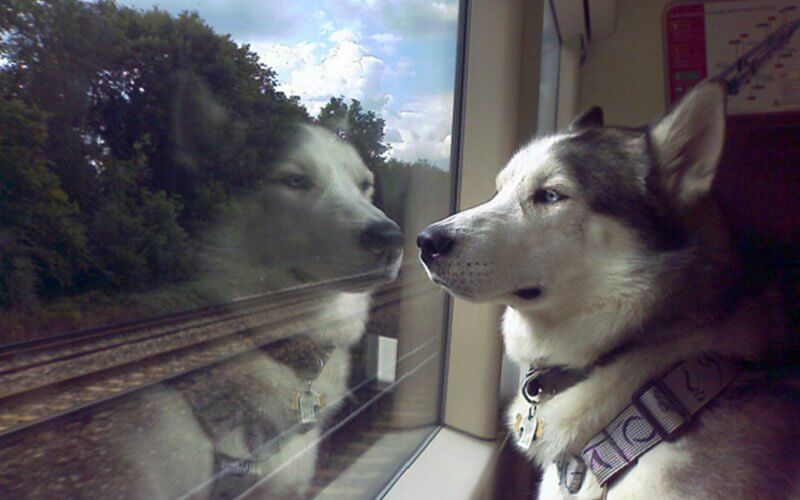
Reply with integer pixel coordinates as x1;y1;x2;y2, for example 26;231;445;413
0;271;438;440
0;268;419;371
0;277;414;390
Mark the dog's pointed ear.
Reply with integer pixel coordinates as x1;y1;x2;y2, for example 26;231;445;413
566;106;604;132
649;81;726;209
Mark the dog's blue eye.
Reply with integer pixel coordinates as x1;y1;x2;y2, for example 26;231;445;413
533;189;567;204
281;174;311;189
360;181;373;192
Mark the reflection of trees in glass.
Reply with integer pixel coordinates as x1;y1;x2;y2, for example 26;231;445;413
0;0;449;336
317;97;390;207
374;158;450;229
0;98;89;307
317;97;390;172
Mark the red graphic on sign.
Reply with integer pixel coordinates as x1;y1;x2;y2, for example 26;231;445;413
665;4;707;104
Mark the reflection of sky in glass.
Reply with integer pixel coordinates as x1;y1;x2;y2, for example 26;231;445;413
537;0;560;135
0;32;10;68
110;0;460;168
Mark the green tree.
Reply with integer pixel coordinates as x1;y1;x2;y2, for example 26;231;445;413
82;6;310;228
317;97;389;171
0;0;438;318
0;98;89;305
317;97;390;206
85;145;191;290
0;0;311;304
1;0;126;210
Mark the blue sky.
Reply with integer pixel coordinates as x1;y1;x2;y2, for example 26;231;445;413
114;0;460;167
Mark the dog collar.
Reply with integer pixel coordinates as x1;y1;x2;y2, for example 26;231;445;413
520;340;637;403
514;342;638;449
514;365;590;448
521;365;591;403
557;353;740;495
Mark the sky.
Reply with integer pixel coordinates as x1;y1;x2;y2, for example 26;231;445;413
114;0;460;168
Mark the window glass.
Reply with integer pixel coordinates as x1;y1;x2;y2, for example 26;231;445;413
0;1;461;497
536;0;560;135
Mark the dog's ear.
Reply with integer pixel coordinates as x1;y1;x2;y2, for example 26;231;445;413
649;81;726;209
566;106;604;132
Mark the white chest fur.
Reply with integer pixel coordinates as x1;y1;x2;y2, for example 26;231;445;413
501;298;771;499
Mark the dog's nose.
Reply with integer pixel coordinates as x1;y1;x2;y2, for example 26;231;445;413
361;220;403;252
417;227;454;264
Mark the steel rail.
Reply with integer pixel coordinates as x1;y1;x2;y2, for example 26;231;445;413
0;279;439;441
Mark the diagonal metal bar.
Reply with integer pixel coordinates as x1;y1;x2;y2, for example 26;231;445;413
716;19;800;96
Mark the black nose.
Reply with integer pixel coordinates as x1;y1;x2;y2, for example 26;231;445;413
361;220;403;252
417;226;454;264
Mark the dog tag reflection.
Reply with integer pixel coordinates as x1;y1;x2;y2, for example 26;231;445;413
291;389;325;426
515;404;540;449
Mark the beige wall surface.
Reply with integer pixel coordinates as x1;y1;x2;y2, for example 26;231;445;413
443;0;545;439
443;0;524;440
579;0;674;127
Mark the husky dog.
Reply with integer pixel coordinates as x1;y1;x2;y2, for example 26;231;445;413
116;124;403;498
418;82;799;498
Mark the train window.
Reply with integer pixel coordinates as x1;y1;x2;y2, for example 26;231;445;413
536;0;560;135
0;0;461;497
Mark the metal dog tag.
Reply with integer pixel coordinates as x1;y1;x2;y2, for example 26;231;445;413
514;367;545;448
515;404;540;449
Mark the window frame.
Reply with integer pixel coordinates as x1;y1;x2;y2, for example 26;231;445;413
441;0;546;440
378;0;552;495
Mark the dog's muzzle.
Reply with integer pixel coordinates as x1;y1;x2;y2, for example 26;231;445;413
416;225;454;266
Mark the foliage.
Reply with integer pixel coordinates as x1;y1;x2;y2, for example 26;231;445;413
316;97;389;170
0;98;89;305
86;152;191;290
316;97;392;205
374;158;450;229
0;0;452;335
0;0;310;304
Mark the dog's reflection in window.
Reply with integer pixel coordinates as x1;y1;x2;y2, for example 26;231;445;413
119;125;404;498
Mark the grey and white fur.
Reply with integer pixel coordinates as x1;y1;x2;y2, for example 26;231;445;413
418;81;799;499
113;124;403;498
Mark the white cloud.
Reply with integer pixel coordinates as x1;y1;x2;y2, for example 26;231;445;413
329;27;361;43
370;33;403;43
368;32;403;55
252;26;453;169
380;0;458;36
385;93;453;168
252;28;389;115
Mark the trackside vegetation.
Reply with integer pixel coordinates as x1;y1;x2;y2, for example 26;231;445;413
0;0;448;340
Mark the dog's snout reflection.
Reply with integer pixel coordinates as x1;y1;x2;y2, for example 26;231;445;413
361;219;404;253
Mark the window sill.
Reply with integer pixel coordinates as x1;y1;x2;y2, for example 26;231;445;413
382;427;504;500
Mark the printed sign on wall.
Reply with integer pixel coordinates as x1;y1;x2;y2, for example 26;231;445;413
665;1;800;114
